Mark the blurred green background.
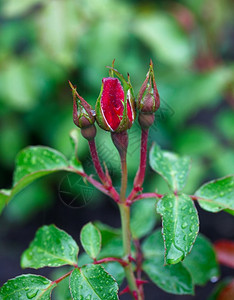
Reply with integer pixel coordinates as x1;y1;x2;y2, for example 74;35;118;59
0;0;234;297
0;0;233;221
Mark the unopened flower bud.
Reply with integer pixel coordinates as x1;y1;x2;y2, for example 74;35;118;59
95;67;135;133
69;81;96;140
69;81;95;129
137;60;160;114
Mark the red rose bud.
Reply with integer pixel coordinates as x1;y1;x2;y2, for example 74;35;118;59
137;60;160;113
95;68;135;133
69;81;96;140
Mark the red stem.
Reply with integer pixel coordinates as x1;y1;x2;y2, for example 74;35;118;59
52;270;74;285
128;129;149;202
88;139;119;202
127;192;163;206
94;257;128;267
134;239;144;300
70;168;119;202
88;139;106;183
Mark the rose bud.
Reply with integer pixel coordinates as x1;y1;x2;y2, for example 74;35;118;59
95;68;135;133
137;60;160;113
69;81;96;140
137;60;160;129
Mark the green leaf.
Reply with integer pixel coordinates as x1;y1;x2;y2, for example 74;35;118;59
0;146;83;214
0;190;10;214
130;198;158;239
142;230;194;295
143;258;194;295
68;129;83;169
98;238;124;259
69;264;119;300
94;222;121;245
195;176;234;212
80;222;102;259
142;229;165;258
0;274;56;300
150;144;191;192
183;234;220;285
21;225;79;268
101;262;125;287
157;193;199;264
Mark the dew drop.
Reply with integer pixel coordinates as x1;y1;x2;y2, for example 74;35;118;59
26;290;38;299
190;224;195;231
181;222;188;229
210;276;219;283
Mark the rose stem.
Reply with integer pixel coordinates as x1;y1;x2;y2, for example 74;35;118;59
111;132;141;299
128;128;149;202
88;138;119;201
88;139;107;183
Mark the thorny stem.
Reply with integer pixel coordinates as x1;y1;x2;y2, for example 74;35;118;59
128;129;149;202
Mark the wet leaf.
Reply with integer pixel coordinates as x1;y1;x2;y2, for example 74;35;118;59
69;265;118;300
80;222;102;259
157;193;199;264
101;262;125;287
195;176;234;212
142;230;194;295
183;235;219;285
0;146;83;214
21;225;79;268
150;144;191;192
0;274;55;300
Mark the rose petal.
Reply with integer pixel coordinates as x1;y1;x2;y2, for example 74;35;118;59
101;77;124;131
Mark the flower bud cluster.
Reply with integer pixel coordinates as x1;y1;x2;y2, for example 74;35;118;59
69;61;160;136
